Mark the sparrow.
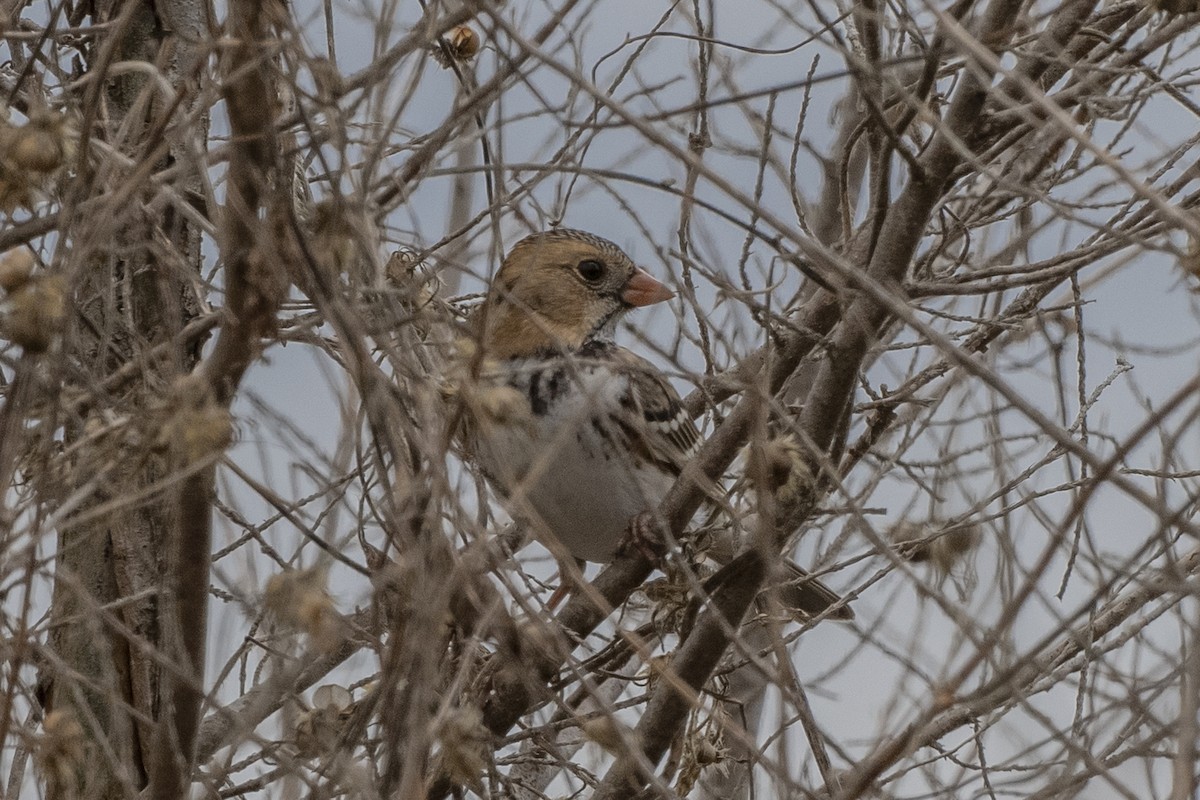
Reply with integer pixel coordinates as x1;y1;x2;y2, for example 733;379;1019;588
459;228;850;619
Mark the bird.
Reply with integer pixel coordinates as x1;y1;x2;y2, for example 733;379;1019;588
457;228;850;619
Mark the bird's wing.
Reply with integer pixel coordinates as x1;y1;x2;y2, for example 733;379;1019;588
609;347;702;474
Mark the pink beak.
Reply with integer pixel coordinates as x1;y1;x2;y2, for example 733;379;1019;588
621;268;674;307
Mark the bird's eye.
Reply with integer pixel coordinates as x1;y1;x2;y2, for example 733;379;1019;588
576;259;605;282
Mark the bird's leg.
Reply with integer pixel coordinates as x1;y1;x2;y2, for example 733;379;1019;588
616;510;669;566
546;515;668;609
546;557;587;609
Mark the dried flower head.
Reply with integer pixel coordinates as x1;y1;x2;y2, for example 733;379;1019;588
761;434;802;491
36;709;85;799
0;110;78;211
8;123;64;173
892;521;981;574
432;25;481;67
7;110;76;171
514;617;566;665
312;683;352;712
385;247;425;282
311;199;360;277
676;727;726;795
154;376;234;464
753;434;814;509
265;565;345;651
0;174;34;211
443;342;534;433
294;684;354;758
1;274;67;352
0;246;36;292
384;246;444;327
467;382;531;429
641;565;699;636
435;705;491;793
364;544;412;629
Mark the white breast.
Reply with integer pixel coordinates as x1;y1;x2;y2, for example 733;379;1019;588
472;360;673;563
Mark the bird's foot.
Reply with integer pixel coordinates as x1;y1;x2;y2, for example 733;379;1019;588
616;511;668;566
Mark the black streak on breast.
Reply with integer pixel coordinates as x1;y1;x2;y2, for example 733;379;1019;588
528;369;547;415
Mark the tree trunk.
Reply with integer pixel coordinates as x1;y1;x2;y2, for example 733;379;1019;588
44;2;208;797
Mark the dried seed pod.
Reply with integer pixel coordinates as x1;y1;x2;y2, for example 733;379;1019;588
0;111;78;210
0;247;35;291
761;434;802;491
444;343;534;430
0;175;35;211
676;728;726;796
446;25;481;60
432;25;481;67
513;618;565;665
311;199;359;277
892;521;981;574
3;111;76;174
435;706;490;793
7;124;64;173
36;709;85;798
754;434;814;509
265;565;345;651
165;403;233;463
1;274;67;352
385;247;428;288
154;376;234;464
312;683;352;712
693;735;724;766
468;383;531;428
294;684;354;758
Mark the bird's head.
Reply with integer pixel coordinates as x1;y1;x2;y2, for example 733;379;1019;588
479;229;673;359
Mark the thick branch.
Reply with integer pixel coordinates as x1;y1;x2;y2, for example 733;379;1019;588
147;2;286;797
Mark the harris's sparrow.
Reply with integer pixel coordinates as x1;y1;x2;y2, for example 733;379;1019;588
460;228;850;618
